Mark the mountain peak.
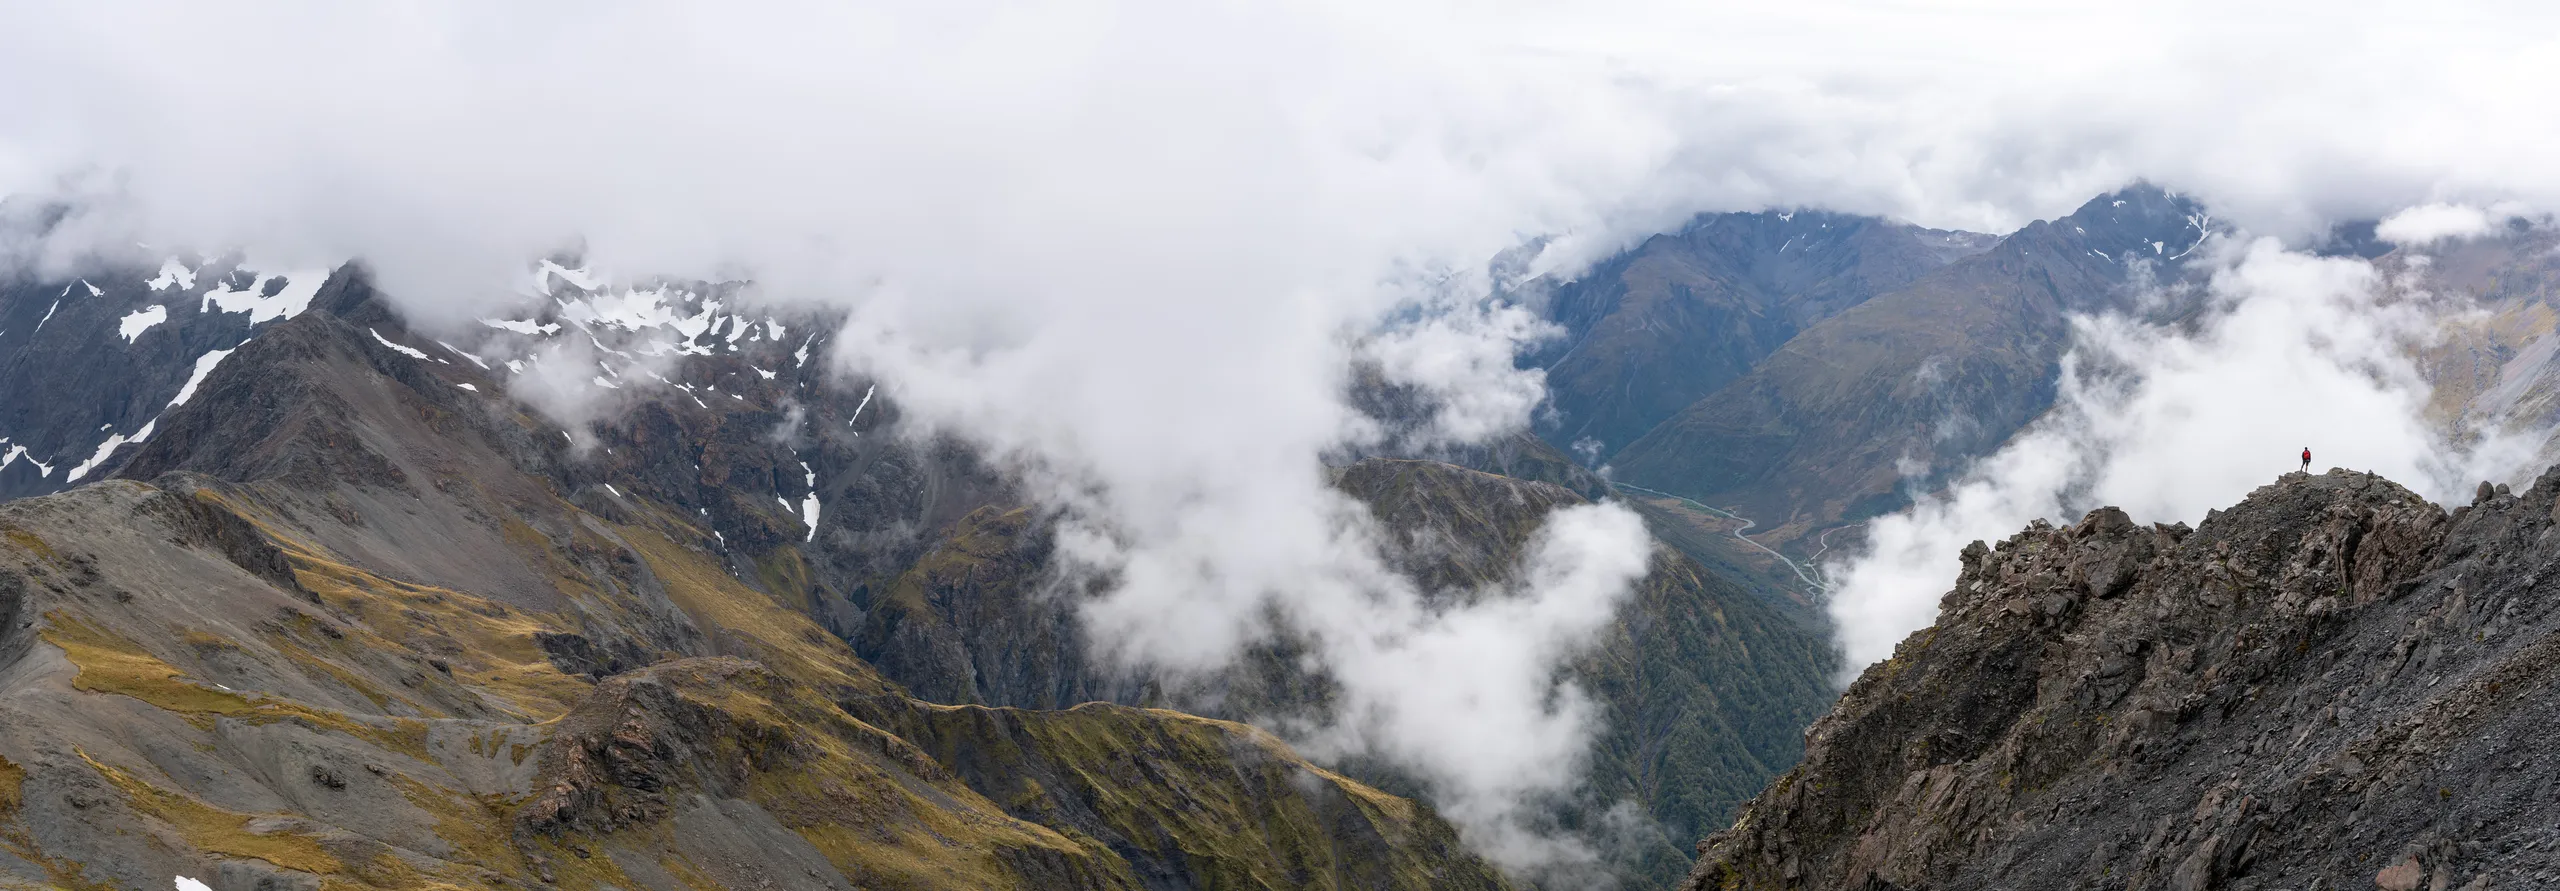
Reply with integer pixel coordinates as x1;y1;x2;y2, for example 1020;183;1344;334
2046;181;2214;264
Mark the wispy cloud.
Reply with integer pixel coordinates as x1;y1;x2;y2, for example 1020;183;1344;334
1826;234;2546;676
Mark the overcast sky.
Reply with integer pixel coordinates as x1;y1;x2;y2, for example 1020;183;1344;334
8;0;2560;872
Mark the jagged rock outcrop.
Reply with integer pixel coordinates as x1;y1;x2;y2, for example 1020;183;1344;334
1685;469;2560;890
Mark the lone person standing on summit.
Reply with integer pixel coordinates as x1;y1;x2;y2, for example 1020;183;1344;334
2301;447;2312;472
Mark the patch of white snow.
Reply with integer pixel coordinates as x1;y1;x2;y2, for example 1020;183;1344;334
482;318;562;336
118;305;168;342
66;419;156;482
170;348;236;407
847;384;876;430
0;443;50;476
368;329;431;360
202;269;325;323
148;257;197;291
438;341;490;368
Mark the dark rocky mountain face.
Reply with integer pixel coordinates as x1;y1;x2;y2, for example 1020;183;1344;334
0;255;329;499
1683;469;2560;890
1531;210;1994;462
1608;184;2212;547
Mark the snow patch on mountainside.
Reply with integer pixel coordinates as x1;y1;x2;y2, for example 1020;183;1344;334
0;440;54;477
147;257;197;291
65;420;154;482
369;328;431;360
53;345;245;483
201;268;325;324
798;460;821;541
171;348;237;407
482;317;559;335
119;305;168;342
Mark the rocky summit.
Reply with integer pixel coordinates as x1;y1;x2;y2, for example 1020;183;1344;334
1683;469;2560;890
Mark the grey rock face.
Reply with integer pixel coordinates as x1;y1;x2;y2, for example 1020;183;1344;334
1683;468;2560;890
0;254;329;500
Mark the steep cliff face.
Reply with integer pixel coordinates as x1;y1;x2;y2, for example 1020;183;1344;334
1685;469;2560;890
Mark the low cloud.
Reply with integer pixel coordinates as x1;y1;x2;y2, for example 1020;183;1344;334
1826;231;2546;677
2377;203;2497;245
1299;501;1655;872
15;0;2560;873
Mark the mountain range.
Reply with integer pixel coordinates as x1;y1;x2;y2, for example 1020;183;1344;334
1536;185;2215;562
0;245;1840;888
5;184;2560;889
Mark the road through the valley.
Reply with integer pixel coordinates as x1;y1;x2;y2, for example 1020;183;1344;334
1612;482;1830;596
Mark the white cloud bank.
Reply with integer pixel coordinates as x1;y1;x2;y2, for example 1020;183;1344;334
1825;236;2545;676
1;0;1681;867
2376;203;2497;246
12;0;2560;872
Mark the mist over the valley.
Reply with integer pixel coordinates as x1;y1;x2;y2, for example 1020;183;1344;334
11;0;2560;874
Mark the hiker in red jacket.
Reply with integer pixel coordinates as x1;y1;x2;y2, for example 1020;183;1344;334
2301;447;2311;472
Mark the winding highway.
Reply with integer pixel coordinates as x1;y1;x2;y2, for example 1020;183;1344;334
1612;482;1832;596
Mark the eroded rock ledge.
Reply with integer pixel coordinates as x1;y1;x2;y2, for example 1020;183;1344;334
1686;469;2560;890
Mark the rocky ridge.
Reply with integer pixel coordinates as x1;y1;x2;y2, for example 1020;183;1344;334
1684;468;2560;890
